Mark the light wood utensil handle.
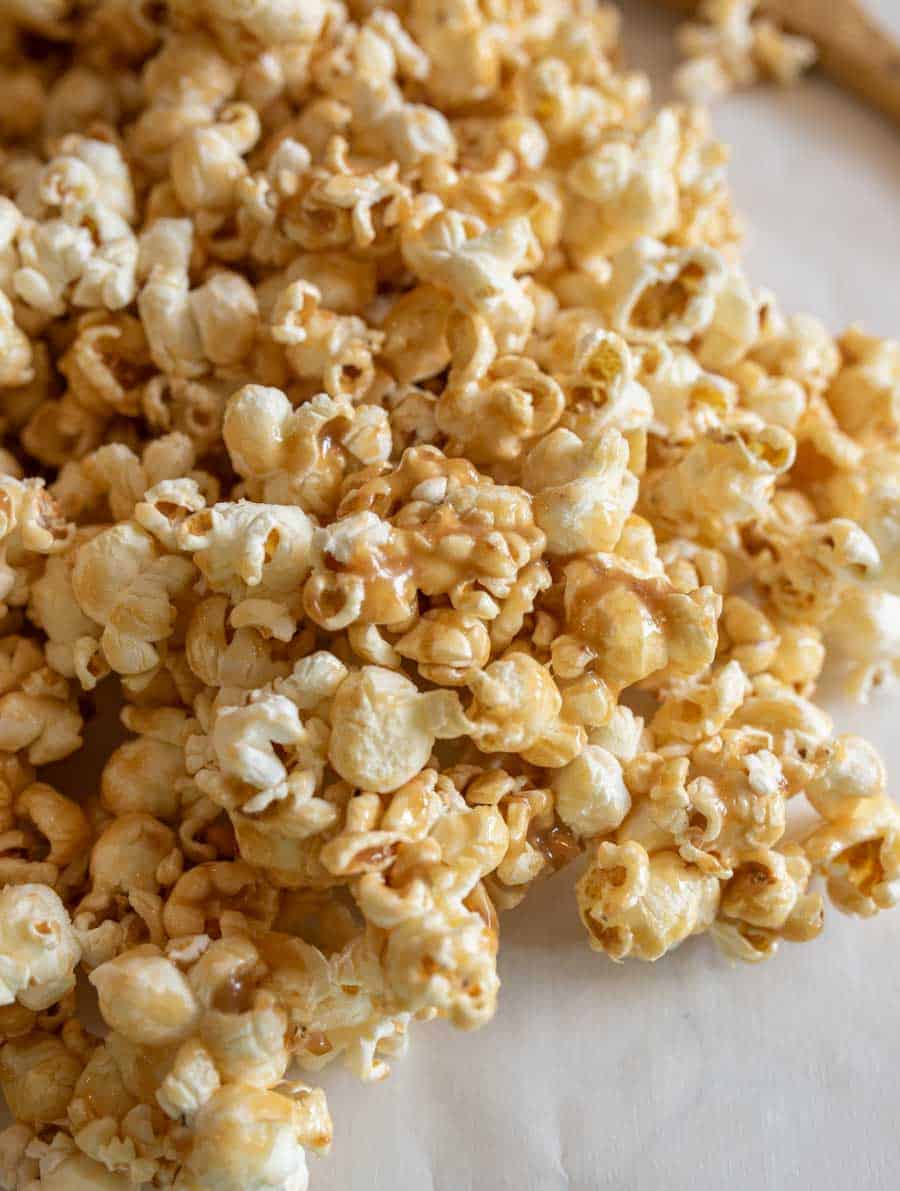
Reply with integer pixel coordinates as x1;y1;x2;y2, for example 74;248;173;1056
657;0;900;128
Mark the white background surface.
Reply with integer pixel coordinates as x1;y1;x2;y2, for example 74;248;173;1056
314;3;900;1188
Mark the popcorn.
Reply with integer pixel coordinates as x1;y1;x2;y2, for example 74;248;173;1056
177;1082;329;1191
224;385;391;517
0;1032;84;1125
641;419;796;542
0;1;897;1183
156;1038;220;1121
381;285;452;385
712;847;824;962
547;325;653;442
577;841;720;961
827;328;900;446
437;353;565;466
329;667;467;793
826;587;900;700
564;111;680;262
85;814;178;905
12;782;91;871
185;595;295;689
171;103;260;215
384;900;500;1029
172;0;329;59
560;556;720;695
552;745;632;838
467;652;577;764
755;518;881;625
0;885;81;1011
30;1151;132;1191
0;663;83;766
604;238;757;368
674;1;816;104
179;499;314;601
402;210;537;352
101;734;187;821
803;796;900;918
0;477;73;618
0;292;33;389
91;948;200;1047
72;521;196;678
395;609;491;686
522;427;638;556
11;137;138;317
304;445;545;630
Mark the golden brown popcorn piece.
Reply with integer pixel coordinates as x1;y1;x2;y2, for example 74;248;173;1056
804;794;900;919
0;664;83;767
58;313;154;420
0;292;33;390
269;279;382;401
383;898;500;1029
142;374;231;455
650;660;750;745
177;1081;330;1191
401;208;537;352
754;517;880;625
0;781;91;890
522;427;638;556
0;884;81;1011
72;520;196;679
78;814;181;955
184;595;294;691
162;860;279;938
552;745;632;839
0;1031;85;1126
127;33;237;174
563;110;680;262
712;845;824;963
101;732;188;823
224;384;390;518
560;556;720;695
604;238;758;370
395;609;491;687
619;730;789;878
328;666;467;793
467;651;584;767
0;477;73;618
826;327;900;446
577;841;720;961
305;445;545;631
437;353;565;467
380;284;452;385
674;0;816;104
52;433;200;526
91;946;199;1048
641;420;796;545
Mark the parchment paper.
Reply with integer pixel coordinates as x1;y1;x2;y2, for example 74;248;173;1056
314;4;900;1187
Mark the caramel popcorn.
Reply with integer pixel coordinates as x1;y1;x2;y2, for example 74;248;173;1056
0;1;896;1186
674;0;817;103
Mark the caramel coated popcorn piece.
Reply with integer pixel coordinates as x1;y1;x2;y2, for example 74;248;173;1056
0;884;81;1011
674;0;816;103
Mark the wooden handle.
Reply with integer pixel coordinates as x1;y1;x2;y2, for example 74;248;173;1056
655;0;900;129
768;0;900;128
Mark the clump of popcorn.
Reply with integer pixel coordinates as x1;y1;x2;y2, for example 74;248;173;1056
0;1;896;1186
674;0;817;103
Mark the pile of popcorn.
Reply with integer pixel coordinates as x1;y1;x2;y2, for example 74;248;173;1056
0;1;896;1187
